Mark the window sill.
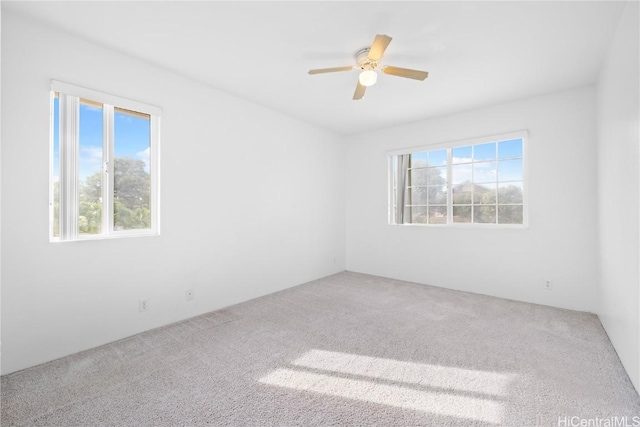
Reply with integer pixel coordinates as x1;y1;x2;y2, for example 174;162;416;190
50;230;159;243
389;223;529;229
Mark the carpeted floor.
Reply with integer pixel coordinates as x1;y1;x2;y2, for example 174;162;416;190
2;272;639;426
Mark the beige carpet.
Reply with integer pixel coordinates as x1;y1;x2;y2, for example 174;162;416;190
2;272;639;426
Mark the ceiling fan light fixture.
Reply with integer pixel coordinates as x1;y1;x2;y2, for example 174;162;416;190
359;70;377;87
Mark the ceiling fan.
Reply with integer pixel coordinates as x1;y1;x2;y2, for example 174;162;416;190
308;34;429;100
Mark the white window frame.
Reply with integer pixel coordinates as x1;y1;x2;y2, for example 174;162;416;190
50;80;162;242
387;130;528;228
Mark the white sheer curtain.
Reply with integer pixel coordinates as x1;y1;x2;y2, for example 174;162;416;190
394;154;410;224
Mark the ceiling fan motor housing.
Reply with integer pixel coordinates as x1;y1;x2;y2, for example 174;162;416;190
356;48;377;70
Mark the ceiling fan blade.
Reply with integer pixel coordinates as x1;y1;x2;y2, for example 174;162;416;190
353;81;366;100
382;66;429;81
368;34;393;61
308;66;355;75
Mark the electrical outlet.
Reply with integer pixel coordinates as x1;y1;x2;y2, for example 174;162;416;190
186;289;194;301
543;280;553;290
139;299;149;312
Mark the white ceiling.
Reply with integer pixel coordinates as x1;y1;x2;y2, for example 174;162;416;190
3;1;626;135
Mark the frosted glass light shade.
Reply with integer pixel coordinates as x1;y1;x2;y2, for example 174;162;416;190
359;70;377;87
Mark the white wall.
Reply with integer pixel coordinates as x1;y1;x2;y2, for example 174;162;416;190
346;86;598;313
0;12;345;375
596;1;640;392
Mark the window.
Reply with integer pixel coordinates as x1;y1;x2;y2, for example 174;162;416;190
389;132;526;226
50;81;161;241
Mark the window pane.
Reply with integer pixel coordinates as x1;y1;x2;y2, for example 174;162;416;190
474;205;496;223
498;182;523;204
498;205;523;224
410;187;428;205
452;185;472;205
452;146;472;163
498;159;523;182
498;139;523;159
392;188;397;212
453;206;471;223
452;164;472;185
52;95;60;238
428;149;447;166
78;100;103;235
474;142;496;161
391;158;398;193
474;184;496;204
410;152;427;168
410;206;428;224
473;161;497;183
410;168;428;186
428;206;447;224
114;107;151;231
428;166;447;185
428;185;447;204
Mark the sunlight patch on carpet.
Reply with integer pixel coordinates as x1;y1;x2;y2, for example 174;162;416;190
259;349;511;424
292;349;513;396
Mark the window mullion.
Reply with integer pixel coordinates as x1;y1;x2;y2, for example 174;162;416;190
446;148;452;225
149;116;160;234
103;105;115;235
59;94;79;241
496;154;500;224
388;156;394;224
